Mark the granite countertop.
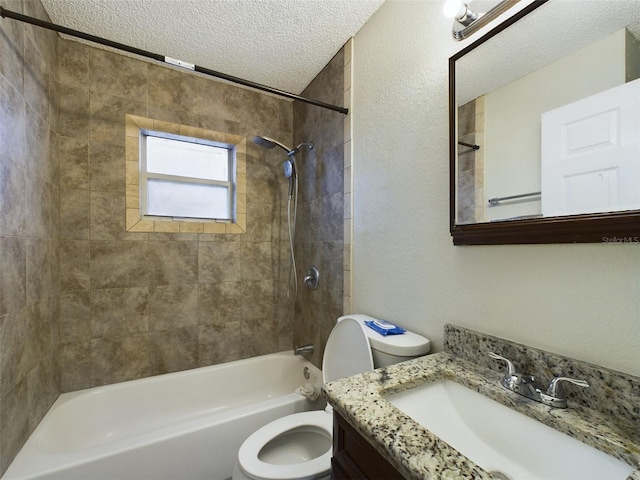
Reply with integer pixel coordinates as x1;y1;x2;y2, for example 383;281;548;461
322;352;640;480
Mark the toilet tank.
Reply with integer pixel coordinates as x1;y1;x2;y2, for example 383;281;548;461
337;315;431;368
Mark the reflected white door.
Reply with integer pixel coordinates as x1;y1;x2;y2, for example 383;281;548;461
541;78;640;217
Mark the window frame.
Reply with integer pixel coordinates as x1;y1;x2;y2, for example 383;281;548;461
125;115;247;234
139;129;236;222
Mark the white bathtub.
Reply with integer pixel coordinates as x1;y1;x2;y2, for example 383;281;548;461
2;352;324;480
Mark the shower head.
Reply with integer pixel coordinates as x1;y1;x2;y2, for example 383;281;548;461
290;142;314;155
252;135;292;154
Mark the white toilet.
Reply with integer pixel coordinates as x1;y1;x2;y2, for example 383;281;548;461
232;314;430;480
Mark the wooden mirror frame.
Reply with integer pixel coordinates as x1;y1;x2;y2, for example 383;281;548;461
449;1;640;246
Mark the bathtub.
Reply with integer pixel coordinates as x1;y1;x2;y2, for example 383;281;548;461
2;351;324;480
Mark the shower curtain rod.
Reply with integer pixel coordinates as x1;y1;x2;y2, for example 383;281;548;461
0;7;349;115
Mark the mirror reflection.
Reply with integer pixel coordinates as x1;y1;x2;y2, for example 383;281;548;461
454;0;640;226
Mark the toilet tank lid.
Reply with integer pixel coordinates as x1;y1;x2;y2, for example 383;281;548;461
338;314;431;357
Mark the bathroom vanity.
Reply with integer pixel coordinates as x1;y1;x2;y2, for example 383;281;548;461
331;411;402;479
324;325;640;480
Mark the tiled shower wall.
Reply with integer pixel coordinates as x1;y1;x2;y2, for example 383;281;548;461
293;49;345;368
0;0;347;471
457;100;477;224
57;38;296;391
0;0;60;473
456;97;485;224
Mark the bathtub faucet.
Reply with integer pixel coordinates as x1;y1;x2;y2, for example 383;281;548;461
294;344;315;355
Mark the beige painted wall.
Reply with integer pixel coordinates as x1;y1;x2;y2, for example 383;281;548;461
351;0;640;376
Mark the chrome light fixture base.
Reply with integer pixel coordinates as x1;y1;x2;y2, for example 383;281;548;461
448;0;521;41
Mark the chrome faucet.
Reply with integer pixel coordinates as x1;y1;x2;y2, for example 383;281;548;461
540;376;590;408
294;344;315;355
489;352;589;409
489;352;545;400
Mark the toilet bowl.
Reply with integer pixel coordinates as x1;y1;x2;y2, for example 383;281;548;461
232;411;332;480
232;314;430;480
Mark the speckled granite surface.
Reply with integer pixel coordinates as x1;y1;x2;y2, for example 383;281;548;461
445;324;640;429
323;328;640;480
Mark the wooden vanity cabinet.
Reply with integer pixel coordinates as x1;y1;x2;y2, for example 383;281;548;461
331;411;405;480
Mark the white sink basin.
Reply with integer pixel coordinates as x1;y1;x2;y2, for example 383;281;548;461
387;379;634;480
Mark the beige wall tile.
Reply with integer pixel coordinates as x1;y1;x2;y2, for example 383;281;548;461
198;323;242;366
90;49;148;102
60;240;90;292
1;32;345;476
0;236;26;316
0;4;61;472
59;137;89;189
203;222;226;234
154;221;180;233
292;48;346;369
90;241;148;289
58;83;89;139
149;284;198;331
149;327;198;375
149;241;198;286
90;96;147;145
59;341;91;392
91;287;149;338
179;221;203;233
90;334;150;386
198;281;243;326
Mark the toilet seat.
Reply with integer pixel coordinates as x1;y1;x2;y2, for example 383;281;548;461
234;318;375;480
236;411;332;480
322;317;374;383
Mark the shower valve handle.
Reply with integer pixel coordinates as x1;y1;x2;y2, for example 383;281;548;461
303;266;319;290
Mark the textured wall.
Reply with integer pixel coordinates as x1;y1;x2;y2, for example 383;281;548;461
292;49;345;368
0;0;61;474
352;0;640;377
57;38;295;390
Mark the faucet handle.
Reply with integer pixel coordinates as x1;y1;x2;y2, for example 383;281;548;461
546;376;589;397
488;352;517;377
541;376;589;408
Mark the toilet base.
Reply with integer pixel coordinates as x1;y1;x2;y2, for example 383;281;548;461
231;461;251;480
231;460;330;480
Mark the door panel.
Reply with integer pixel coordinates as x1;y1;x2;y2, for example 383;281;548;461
541;78;640;216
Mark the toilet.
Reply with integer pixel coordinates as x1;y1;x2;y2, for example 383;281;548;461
232;314;430;480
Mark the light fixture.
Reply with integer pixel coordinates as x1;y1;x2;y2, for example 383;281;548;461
443;0;521;41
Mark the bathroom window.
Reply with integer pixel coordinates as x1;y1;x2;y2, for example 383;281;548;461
125;115;247;234
140;130;235;221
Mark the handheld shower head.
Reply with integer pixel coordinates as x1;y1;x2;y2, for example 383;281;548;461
252;135;292;154
253;134;315;197
252;135;314;303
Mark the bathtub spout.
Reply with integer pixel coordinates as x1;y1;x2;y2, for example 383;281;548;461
294;344;315;355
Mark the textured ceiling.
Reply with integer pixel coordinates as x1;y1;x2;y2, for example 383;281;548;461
39;0;385;94
456;0;640;104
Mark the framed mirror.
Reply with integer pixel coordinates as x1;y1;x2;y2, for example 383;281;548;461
449;0;640;245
